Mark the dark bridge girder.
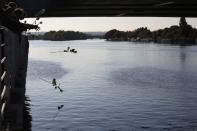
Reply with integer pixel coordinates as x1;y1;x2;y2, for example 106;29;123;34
15;0;197;17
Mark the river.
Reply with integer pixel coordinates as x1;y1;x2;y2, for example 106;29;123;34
26;39;197;131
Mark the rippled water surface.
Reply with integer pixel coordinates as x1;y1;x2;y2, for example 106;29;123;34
26;40;197;131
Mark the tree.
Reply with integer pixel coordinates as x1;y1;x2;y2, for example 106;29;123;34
43;30;88;41
104;29;119;40
179;17;188;27
104;17;197;44
133;27;152;39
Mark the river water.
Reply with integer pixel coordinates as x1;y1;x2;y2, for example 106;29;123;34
26;39;197;131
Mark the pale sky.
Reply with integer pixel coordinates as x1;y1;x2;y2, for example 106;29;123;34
24;17;197;32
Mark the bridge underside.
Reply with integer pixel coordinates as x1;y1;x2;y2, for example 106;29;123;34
15;0;197;17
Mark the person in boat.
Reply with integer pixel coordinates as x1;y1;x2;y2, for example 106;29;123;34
70;49;77;53
63;47;70;52
67;46;70;52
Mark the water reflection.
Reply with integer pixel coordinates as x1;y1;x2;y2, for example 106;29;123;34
180;46;187;64
53;105;64;120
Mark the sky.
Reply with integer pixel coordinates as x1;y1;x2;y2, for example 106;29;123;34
24;17;197;32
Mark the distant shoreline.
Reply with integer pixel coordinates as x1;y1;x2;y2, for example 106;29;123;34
28;31;105;41
106;38;197;45
105;17;197;46
28;17;197;45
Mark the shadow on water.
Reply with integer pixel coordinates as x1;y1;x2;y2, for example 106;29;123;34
27;59;68;80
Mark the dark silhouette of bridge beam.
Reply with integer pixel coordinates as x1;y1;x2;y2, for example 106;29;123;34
15;0;197;17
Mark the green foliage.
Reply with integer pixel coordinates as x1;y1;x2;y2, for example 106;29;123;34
43;30;88;41
105;17;197;44
105;27;152;41
104;29;128;41
134;27;152;39
28;30;88;41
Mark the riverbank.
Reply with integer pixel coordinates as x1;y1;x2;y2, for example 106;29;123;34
105;17;197;45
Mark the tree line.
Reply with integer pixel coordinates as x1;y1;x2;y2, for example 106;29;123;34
105;17;197;45
28;30;89;41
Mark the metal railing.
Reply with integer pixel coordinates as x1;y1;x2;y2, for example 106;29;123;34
0;26;11;126
0;25;29;130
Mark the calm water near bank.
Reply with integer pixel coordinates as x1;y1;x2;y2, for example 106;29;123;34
26;39;197;131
